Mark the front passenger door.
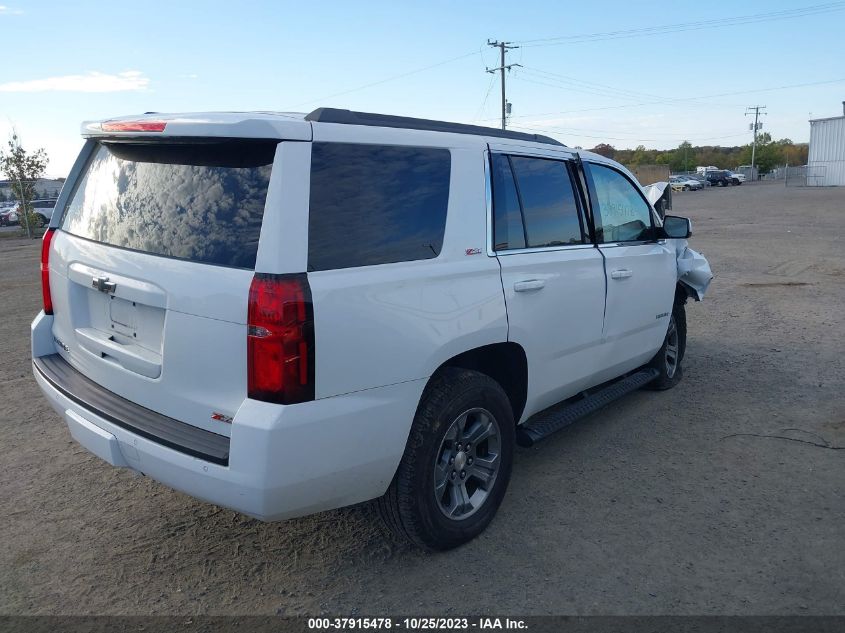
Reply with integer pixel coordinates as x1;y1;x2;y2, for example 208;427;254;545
583;162;676;375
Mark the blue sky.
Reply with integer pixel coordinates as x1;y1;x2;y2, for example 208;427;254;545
2;0;844;177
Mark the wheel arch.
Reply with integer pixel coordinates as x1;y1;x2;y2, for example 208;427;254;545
427;342;528;425
676;281;694;304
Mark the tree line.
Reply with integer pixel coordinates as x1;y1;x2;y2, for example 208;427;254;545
590;133;809;173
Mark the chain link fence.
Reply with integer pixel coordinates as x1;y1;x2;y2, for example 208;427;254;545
784;165;827;187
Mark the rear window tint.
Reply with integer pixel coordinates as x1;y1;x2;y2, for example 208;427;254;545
509;156;584;247
491;154;526;251
61;140;277;269
308;142;451;271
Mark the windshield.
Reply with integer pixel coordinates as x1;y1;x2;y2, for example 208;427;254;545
61;139;277;269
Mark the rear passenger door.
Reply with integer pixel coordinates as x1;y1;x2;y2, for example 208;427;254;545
582;161;676;372
489;149;606;419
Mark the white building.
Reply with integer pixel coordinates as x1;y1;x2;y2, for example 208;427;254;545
808;105;845;186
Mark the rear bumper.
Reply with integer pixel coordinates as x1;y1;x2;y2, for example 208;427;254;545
31;311;424;521
34;354;230;465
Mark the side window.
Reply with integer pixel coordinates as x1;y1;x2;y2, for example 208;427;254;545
491;154;525;251
491;154;584;251
308;143;451;271
586;163;653;243
510;157;584;247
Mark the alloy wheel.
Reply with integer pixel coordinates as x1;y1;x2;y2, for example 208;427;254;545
665;316;679;379
433;407;501;520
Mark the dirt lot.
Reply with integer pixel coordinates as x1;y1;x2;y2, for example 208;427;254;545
1;182;843;615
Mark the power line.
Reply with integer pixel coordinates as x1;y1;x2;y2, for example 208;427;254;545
516;66;744;108
519;66;669;102
471;73;498;123
284;48;481;109
486;40;520;130
512;74;742;112
516;2;845;47
476;76;845;121
507;122;750;144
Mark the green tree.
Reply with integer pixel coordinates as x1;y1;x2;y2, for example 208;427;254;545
627;145;650;166
0;132;49;238
739;133;782;173
675;141;694;172
773;138;808;167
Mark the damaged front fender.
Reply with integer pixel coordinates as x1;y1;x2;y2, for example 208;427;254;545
674;242;713;301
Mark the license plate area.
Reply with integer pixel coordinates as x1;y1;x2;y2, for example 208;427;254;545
86;291;165;354
109;296;138;334
65;264;167;375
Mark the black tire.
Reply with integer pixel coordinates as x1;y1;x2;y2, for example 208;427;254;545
36;214;47;228
378;368;515;550
645;299;687;391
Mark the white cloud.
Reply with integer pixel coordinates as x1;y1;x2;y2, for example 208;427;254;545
0;70;149;93
0;5;23;14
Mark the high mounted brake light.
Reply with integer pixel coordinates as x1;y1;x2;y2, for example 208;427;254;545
101;121;167;132
41;228;56;315
247;273;315;405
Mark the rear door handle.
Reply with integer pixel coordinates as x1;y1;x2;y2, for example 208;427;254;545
610;269;633;280
514;279;546;292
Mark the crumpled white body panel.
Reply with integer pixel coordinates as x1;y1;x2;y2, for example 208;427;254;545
643;181;669;206
674;242;713;301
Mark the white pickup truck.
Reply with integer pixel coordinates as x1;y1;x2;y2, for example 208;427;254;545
32;109;712;549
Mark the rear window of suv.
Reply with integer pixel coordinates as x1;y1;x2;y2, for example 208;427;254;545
308;142;451;271
61;139;277;269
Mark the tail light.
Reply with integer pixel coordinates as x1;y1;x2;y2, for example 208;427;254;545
247;273;315;405
41;228;56;315
101;121;167;132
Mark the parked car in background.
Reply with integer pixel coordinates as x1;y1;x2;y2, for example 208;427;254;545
685;173;709;187
705;170;733;187
1;200;57;228
670;175;703;191
31;199;58;226
728;171;745;185
0;204;19;226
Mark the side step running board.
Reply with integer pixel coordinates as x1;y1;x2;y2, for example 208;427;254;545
516;368;660;447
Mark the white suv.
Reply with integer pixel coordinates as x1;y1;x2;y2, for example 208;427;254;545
32;109;712;549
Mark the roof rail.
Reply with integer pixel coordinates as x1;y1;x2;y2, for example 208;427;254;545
305;108;564;146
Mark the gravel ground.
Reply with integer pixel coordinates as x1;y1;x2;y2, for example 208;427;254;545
0;182;843;615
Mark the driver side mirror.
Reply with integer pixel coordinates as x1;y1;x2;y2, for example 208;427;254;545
662;215;692;239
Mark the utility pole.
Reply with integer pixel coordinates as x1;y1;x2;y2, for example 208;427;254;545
486;40;520;130
745;105;766;178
